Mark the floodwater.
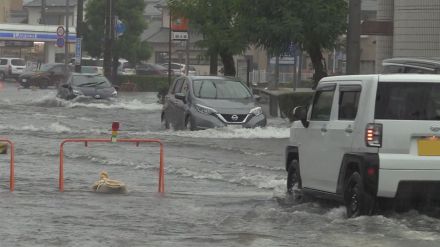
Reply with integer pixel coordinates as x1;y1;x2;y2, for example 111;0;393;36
1;81;440;247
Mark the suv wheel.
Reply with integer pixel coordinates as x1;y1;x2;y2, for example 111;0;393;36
344;171;369;218
287;160;301;194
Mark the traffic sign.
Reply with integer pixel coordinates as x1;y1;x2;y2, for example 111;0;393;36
56;26;65;37
75;38;82;65
56;37;65;48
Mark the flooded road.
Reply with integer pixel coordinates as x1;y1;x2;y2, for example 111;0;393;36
1;81;440;247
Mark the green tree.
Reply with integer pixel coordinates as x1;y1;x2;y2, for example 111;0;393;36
241;0;302;88
169;0;250;76
297;0;347;87
83;0;150;64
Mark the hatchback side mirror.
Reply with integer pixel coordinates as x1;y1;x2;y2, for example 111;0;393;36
175;92;186;103
293;106;309;128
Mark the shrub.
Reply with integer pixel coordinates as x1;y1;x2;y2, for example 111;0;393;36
116;75;172;92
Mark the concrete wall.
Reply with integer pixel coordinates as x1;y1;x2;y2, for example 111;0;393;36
375;0;394;73
27;6;77;26
393;0;440;57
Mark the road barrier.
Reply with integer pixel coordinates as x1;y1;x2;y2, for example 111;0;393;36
59;138;165;193
0;139;15;192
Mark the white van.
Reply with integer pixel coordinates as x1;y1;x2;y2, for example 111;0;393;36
0;57;26;80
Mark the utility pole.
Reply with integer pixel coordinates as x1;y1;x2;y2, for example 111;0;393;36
75;0;84;72
104;0;113;79
168;9;172;86
64;0;70;66
40;0;46;24
346;0;361;75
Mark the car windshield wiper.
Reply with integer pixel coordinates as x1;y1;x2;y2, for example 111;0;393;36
77;81;106;87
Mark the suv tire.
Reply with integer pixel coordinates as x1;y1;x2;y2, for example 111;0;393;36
344;171;371;217
287;160;300;194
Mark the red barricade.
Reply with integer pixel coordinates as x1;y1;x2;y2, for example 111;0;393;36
59;138;165;193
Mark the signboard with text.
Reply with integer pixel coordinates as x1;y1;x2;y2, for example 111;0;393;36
172;31;188;41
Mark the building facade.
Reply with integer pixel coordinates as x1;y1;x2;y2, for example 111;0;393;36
376;0;440;72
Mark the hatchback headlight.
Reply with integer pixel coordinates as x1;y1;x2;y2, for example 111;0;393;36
195;104;217;115
73;89;83;96
250;107;263;116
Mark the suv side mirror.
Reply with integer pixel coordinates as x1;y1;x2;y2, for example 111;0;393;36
293;106;309;128
175;92;186;103
253;95;261;102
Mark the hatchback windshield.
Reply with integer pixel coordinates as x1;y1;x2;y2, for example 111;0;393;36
192;79;251;99
72;75;112;87
375;82;440;120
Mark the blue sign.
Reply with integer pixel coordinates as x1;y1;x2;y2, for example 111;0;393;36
56;37;65;48
115;19;126;36
75;38;82;65
0;31;77;42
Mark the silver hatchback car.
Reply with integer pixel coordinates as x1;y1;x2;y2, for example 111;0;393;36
162;76;266;130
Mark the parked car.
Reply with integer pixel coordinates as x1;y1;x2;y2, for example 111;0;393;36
382;57;440;74
0;57;26;80
81;66;103;75
118;59;136;75
18;63;71;89
162;76;266;130
161;62;197;76
287;73;440;218
135;63;169;76
57;73;117;100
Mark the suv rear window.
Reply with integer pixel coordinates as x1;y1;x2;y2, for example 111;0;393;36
11;59;25;66
375;82;440;120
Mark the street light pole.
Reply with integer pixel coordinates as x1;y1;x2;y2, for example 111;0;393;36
346;0;361;75
64;0;69;66
75;0;84;73
104;0;113;79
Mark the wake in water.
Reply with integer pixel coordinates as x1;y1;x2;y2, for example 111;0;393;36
28;93;162;111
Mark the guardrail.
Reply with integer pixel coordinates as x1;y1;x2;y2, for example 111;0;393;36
0;139;15;192
59;138;165;193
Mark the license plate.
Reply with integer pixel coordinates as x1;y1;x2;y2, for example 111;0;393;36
418;138;440;156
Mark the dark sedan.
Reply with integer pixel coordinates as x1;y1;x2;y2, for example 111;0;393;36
57;73;117;100
18;63;70;89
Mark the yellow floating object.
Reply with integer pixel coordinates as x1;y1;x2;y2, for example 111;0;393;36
0;143;7;154
92;171;127;193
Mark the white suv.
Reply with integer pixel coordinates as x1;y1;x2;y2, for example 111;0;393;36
0;57;26;80
286;74;440;217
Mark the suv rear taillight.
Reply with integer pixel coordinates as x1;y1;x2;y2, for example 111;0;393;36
366;123;382;147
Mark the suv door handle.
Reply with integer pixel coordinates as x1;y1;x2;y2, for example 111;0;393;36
321;127;327;133
345;127;353;133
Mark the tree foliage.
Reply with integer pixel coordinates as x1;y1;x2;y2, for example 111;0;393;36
169;0;250;76
83;0;151;63
170;0;347;86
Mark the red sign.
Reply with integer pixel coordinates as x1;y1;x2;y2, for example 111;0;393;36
171;17;189;32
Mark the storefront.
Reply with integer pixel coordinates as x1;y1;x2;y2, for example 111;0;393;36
0;23;76;64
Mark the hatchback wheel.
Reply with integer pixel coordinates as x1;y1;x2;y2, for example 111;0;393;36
185;116;195;131
39;79;49;89
161;113;170;129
